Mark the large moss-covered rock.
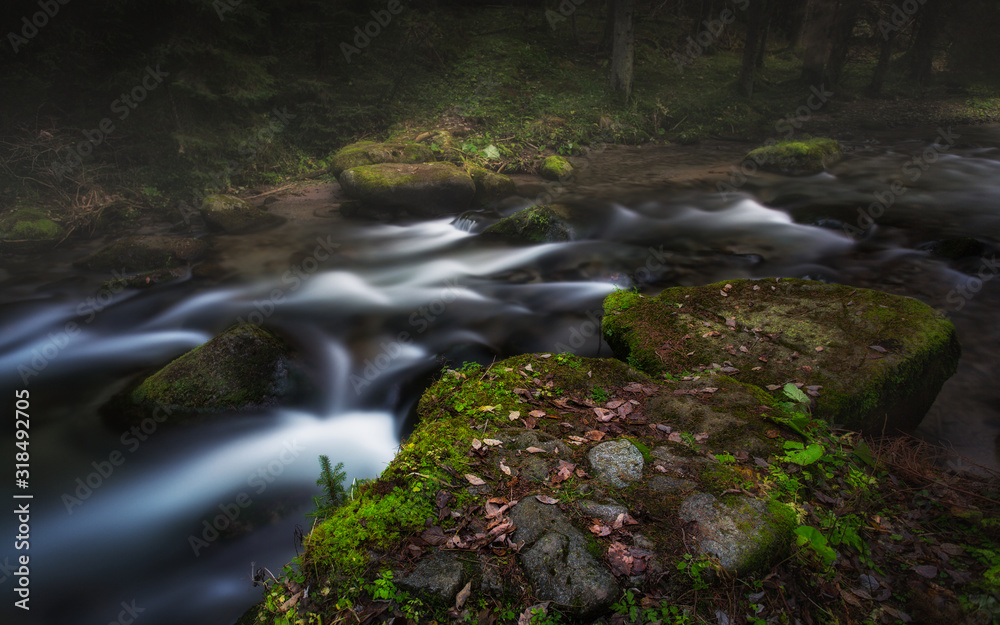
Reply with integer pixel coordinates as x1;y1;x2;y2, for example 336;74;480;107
480;204;574;242
199;194;281;232
746;137;842;175
331;141;435;176
74;235;208;272
539;155;574;180
602;278;960;432
0;208;64;251
467;165;517;206
339;162;476;216
123;324;303;422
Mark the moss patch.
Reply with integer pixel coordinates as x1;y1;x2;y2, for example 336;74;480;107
602;279;960;432
480;204;574;243
330;141;435;176
123;323;302;422
0;209;64;247
338;162;476;215
746;137;842;175
539;155;574;180
199;194;280;233
466;165;517;206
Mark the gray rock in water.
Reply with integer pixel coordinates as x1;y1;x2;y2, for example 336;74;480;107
396;551;466;602
510;497;618;616
678;492;796;575
74;235;208;272
588;439;644;488
577;500;627;524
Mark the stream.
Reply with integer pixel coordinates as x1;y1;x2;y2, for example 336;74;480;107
1;126;998;625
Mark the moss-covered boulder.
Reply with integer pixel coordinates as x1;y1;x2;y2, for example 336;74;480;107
746;137;842;175
74;235;208;272
602;278;960;432
339;162;476;216
480;204;574;242
467;165;517;206
539;155;574;180
121;323;304;422
0;208;64;251
331;141;435;176
288;353;806;621
199;194;281;233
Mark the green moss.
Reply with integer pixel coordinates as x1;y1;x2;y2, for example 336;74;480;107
601;278;960;432
127;323;295;420
467;165;517;206
0;209;63;241
480;204;572;243
539;155;573;180
331;141;434;176
746;137;842;174
200;194;276;232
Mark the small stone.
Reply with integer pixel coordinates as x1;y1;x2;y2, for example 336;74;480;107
588;440;644;489
396;551;466;602
578;500;627;524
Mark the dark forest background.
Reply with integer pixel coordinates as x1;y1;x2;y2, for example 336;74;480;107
1;0;998;231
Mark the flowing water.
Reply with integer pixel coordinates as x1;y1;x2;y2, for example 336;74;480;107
1;126;998;625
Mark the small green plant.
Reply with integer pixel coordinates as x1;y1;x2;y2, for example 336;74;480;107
676;553;714;591
529;604;564;625
310;456;347;519
794;524;837;566
611;590;640;622
367;570;402;601
591;387;610;403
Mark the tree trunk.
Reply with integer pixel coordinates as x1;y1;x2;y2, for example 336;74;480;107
601;0;615;53
867;30;896;97
908;0;943;85
827;0;862;86
799;0;833;84
609;0;635;99
691;0;715;37
755;19;770;69
739;0;767;96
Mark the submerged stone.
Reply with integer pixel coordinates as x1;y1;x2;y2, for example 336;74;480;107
602;278;960;431
74;235;208;272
